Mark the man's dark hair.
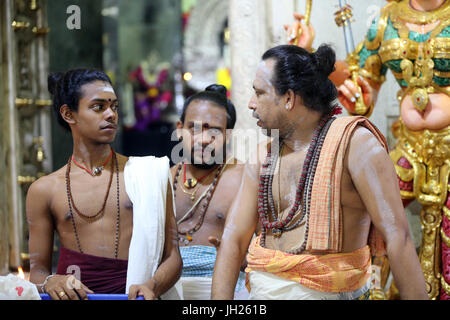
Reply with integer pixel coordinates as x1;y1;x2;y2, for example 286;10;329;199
48;69;112;131
180;84;237;129
262;44;338;115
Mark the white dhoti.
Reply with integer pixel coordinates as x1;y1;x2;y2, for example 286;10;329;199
247;271;371;300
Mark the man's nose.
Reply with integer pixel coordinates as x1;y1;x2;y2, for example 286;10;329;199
248;95;257;111
200;129;215;145
104;105;117;122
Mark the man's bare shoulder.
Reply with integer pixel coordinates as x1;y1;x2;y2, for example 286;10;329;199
224;158;244;172
347;126;387;159
27;165;66;201
346;125;391;176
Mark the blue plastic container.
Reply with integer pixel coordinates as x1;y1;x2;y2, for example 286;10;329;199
40;293;144;300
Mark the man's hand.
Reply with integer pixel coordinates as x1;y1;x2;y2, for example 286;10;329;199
45;274;93;300
128;280;157;300
208;236;221;249
284;13;315;51
338;76;376;114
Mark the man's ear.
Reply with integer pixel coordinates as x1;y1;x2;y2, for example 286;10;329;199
176;120;184;140
284;89;296;111
60;104;76;126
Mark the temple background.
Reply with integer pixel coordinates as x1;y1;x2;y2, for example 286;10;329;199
0;0;421;275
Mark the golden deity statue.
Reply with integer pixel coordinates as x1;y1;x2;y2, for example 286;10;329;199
340;0;450;300
289;0;450;300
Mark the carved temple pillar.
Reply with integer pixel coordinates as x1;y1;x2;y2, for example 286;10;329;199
0;0;51;274
229;0;269;132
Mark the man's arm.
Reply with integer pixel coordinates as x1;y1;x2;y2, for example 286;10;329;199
211;161;260;299
128;181;182;300
27;178;54;286
26;177;92;300
347;127;428;300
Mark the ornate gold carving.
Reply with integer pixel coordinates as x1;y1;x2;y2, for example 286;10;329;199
30;0;38;11
419;205;442;299
15;98;33;108
334;3;353;27
32;26;50;35
35;99;52;108
392;121;450;299
399;37;436;112
379;38;450;63
364;4;391;50
359;54;386;84
294;0;312;46
375;2;450;112
441;275;450;295
346;49;374;116
11;20;30;30
15;98;51;108
441;227;450;247
17;176;36;185
444;205;450;220
390;0;450;25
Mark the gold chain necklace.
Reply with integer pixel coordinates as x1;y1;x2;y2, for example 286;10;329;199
180;183;201;201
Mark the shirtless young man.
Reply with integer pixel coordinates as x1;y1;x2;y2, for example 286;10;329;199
170;84;247;299
211;44;428;300
26;69;181;300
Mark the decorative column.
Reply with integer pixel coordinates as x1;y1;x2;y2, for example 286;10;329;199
229;0;268;131
0;1;9;275
0;0;51;272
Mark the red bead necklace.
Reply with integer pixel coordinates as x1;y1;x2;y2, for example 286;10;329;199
71;147;113;176
183;163;217;188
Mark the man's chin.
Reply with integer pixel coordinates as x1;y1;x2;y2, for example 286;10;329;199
191;162;218;170
190;155;223;169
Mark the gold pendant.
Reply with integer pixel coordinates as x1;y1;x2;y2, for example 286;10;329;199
411;88;429;112
184;178;197;189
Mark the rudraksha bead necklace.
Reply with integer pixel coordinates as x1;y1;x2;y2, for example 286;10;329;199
258;114;335;253
65;150;121;259
173;161;224;245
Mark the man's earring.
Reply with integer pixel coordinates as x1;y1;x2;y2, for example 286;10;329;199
285;104;290;110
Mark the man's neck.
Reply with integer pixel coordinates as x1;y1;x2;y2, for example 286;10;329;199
72;140;112;169
185;163;219;180
282;112;321;153
410;0;446;12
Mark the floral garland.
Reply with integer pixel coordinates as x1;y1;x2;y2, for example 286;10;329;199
128;64;173;131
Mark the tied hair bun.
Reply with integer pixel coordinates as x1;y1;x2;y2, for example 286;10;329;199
205;84;228;98
312;44;336;77
47;72;64;96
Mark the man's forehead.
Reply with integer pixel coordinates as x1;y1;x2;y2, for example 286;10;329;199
184;100;227;125
254;60;275;89
81;81;116;98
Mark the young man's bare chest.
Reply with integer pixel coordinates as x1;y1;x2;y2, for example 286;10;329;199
48;166;133;259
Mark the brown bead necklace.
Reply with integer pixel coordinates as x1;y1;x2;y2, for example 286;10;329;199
173;161;224;245
65;150;121;258
258;114;335;254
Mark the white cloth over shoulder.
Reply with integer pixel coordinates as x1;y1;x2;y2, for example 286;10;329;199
124;156;180;299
